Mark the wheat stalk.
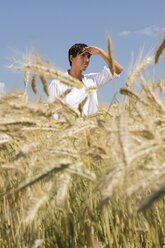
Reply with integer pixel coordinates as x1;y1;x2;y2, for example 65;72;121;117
138;182;165;212
31;74;37;94
126;163;165;197
24;195;47;225
100;168;124;206
55;97;80;117
155;38;165;64
40;75;49;96
158;78;165;92
0;133;12;144
35;53;44;66
119;111;130;165
31;239;44;248
55;172;71;206
94;163;124;206
59;88;72;99
141;79;165;113
24;67;30;87
126;57;153;87
120;87;149;106
24;63;81;88
0;164;70;197
66;165;96;180
78;96;88;116
85;86;98;93
127;143;162;166
107;37;115;76
0;164;23;173
67;122;96;136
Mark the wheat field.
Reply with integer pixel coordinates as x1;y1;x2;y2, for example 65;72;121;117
0;40;165;247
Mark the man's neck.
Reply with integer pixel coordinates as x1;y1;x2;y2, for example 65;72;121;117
69;68;83;81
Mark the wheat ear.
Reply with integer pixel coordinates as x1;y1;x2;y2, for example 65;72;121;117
55;173;71;206
24;195;47;225
120;87;149;106
126;57;152;87
155;38;165;64
158;78;165;92
138;182;165;212
31;74;37;94
59;88;72;99
119;111;130;165
24;67;30;87
35;53;44;66
55;97;80;117
40;75;49;96
78;96;88;116
25;63;81;87
107;37;115;76
141;79;165;113
1;164;70;197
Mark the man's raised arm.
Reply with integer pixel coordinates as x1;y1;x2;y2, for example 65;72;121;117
83;46;123;74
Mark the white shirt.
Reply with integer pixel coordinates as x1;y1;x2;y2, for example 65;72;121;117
48;66;119;117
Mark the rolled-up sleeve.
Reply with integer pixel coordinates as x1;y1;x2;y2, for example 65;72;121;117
95;66;120;88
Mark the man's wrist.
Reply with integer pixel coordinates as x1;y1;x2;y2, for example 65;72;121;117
98;48;105;55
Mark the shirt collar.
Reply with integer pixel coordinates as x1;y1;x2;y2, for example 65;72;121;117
67;70;84;79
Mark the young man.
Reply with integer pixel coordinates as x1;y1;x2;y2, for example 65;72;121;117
48;43;123;117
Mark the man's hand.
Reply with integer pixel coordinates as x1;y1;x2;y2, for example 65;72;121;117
82;46;103;55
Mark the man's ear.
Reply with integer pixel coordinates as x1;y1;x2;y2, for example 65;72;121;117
70;55;73;63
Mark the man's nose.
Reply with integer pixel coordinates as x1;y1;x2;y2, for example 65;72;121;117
85;55;90;63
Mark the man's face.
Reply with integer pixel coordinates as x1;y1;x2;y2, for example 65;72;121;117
70;52;91;71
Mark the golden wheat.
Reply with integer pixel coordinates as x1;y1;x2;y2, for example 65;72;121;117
31;74;37;94
85;86;98;93
59;88;72;99
25;63;81;88
119;111;130;165
40;75;49;96
158;78;165;92
107;37;115;76
155;38;165;64
24;67;30;87
2;46;165;247
78;96;88;116
55;172;71;206
24;195;48;225
138;182;165;211
126;57;153;87
120;87;149;106
35;53;44;66
141;78;165;113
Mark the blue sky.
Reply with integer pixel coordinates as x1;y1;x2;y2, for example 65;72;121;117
0;0;165;102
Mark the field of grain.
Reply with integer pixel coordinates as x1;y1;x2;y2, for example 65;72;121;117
0;40;165;247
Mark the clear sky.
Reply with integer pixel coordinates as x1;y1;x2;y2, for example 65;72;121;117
0;0;165;102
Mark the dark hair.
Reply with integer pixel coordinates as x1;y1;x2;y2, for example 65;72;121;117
68;43;88;66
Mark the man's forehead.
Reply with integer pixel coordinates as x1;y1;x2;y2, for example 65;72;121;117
79;51;91;56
